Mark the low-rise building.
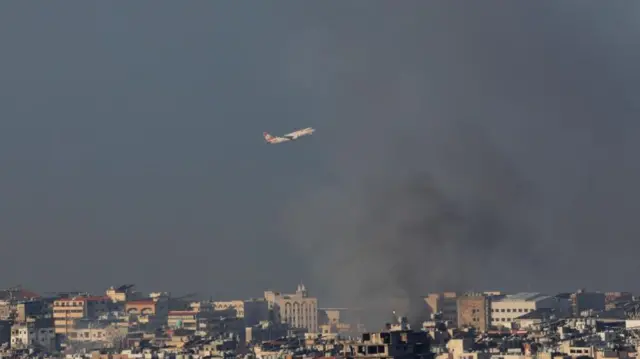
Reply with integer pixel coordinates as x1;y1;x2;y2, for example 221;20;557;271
10;321;56;352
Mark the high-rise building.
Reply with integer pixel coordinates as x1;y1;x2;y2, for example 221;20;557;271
264;284;318;333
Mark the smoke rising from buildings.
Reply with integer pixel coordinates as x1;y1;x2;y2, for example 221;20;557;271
279;2;640;325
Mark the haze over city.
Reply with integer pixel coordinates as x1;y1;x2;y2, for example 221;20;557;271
2;0;640;311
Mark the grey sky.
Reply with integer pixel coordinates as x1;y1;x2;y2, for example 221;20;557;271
1;2;639;306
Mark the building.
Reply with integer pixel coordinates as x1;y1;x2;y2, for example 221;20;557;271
105;285;141;303
424;293;459;326
605;292;632;310
243;298;271;326
0;320;10;347
10;320;57;352
491;292;569;328
209;300;244;315
52;296;110;335
190;298;269;326
125;297;168;317
264;284;318;333
318;308;365;336
0;301;11;320
342;320;431;359
457;293;490;332
571;289;605;315
167;311;199;330
125;297;168;329
15;300;46;323
167;310;246;351
246;321;288;344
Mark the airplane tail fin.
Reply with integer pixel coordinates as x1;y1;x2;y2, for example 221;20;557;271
263;132;274;142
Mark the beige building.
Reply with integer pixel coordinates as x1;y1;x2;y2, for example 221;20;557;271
491;292;566;328
53;296;109;335
437;338;492;359
457;294;490;332
125;297;168;328
167;311;199;330
211;300;245;316
106;285;140;303
264;284;318;333
424;292;459;325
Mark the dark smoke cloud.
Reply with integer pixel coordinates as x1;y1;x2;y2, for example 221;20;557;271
277;2;640;327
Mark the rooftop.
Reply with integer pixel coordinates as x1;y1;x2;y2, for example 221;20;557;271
516;308;556;320
168;310;197;315
494;292;549;302
55;296;108;302
0;289;40;301
126;299;155;305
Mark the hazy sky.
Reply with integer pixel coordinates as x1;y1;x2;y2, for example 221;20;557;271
1;2;640;306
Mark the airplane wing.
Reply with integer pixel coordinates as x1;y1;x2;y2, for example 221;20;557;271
283;128;313;139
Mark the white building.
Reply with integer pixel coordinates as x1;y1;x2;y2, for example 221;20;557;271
490;292;567;328
11;323;56;352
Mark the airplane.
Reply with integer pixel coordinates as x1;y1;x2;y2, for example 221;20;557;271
263;127;315;144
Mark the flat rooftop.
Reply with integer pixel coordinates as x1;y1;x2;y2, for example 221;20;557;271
494;292;549;302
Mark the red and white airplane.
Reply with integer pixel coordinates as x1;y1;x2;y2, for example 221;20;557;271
263;127;315;144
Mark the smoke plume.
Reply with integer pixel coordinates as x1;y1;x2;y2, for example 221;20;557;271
277;2;640;328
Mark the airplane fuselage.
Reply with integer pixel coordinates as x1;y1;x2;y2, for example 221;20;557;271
264;127;315;144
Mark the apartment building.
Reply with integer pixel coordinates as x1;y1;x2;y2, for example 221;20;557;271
52;296;109;335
